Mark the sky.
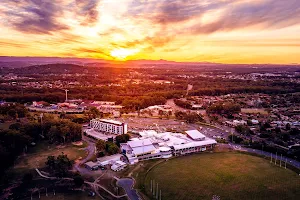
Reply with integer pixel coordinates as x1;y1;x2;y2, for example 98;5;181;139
0;0;300;64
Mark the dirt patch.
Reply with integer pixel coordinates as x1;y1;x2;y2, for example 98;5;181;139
72;141;83;146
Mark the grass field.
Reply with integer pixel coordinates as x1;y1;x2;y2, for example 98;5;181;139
144;153;300;200
13;142;87;170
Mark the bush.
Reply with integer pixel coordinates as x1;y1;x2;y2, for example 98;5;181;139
106;142;119;155
22;173;33;185
73;175;84;187
228;135;244;144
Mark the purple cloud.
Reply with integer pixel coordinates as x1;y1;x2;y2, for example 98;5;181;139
3;0;68;34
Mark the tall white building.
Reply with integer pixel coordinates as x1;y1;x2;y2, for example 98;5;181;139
90;118;127;135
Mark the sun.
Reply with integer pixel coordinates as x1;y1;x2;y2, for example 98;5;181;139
110;48;139;60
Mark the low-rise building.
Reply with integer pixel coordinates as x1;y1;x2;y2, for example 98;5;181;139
111;161;127;171
121;130;217;164
85;161;100;170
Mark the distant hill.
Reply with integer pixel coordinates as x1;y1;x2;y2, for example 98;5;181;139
0;56;299;71
0;56;215;69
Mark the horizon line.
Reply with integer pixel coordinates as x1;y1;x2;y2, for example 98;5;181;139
0;55;299;66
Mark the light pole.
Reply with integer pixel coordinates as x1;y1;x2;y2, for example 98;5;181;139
64;89;69;102
40;113;44;136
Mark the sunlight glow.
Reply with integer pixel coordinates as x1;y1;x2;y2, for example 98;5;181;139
110;48;139;60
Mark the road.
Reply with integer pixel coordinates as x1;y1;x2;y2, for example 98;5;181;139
117;178;141;200
73;134;96;175
228;143;300;169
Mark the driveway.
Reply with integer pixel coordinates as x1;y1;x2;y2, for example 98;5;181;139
117;178;141;200
73;134;96;175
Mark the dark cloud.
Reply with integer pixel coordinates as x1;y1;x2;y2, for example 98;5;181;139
8;0;68;34
128;0;300;36
191;0;300;34
75;0;100;26
73;47;113;58
128;0;229;25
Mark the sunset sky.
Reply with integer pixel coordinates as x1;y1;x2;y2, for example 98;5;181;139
0;0;300;64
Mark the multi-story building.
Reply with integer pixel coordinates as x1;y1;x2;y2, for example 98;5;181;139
90;118;128;135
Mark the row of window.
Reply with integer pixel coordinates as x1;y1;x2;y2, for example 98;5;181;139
91;121;124;134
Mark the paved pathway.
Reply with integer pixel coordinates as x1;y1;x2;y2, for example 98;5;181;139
73;135;96;174
35;168;127;199
117;178;141;200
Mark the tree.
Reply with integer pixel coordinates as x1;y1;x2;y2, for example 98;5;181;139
275;127;281;134
115;134;130;147
9;123;22;131
207;102;241;116
96;140;106;152
7;109;17;119
158;110;164;118
46;153;73;177
46;155;56;170
87;107;103;119
286;123;291;130
228;134;244;144
22;173;33;185
235;125;252;135
59;125;70;143
106;142;119;155
290;128;300;135
174;111;204;123
55;153;73;177
48;126;58;142
73;174;84;187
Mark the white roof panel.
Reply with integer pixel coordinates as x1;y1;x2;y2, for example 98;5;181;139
173;139;217;150
132;145;156;155
128;139;153;148
185;130;206;140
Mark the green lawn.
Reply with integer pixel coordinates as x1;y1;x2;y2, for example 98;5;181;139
144;153;300;200
13;142;87;170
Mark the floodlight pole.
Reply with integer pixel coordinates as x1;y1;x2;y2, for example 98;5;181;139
156;183;159;199
285;158;287;169
275;152;278;165
153;180;155;196
160;190;162;200
270;153;272;163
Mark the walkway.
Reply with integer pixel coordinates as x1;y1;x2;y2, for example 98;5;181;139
117;178;141;200
35;168;127;199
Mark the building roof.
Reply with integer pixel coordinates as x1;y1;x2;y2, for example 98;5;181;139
132;145;156;155
85;129;113;140
85;161;99;168
173;139;217;150
128;139;153;148
185;130;206;140
92;118;124;125
111;161;127;171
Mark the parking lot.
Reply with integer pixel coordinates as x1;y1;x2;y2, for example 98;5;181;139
119;117;229;139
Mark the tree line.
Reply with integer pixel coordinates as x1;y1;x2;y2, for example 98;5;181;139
0;118;82;177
